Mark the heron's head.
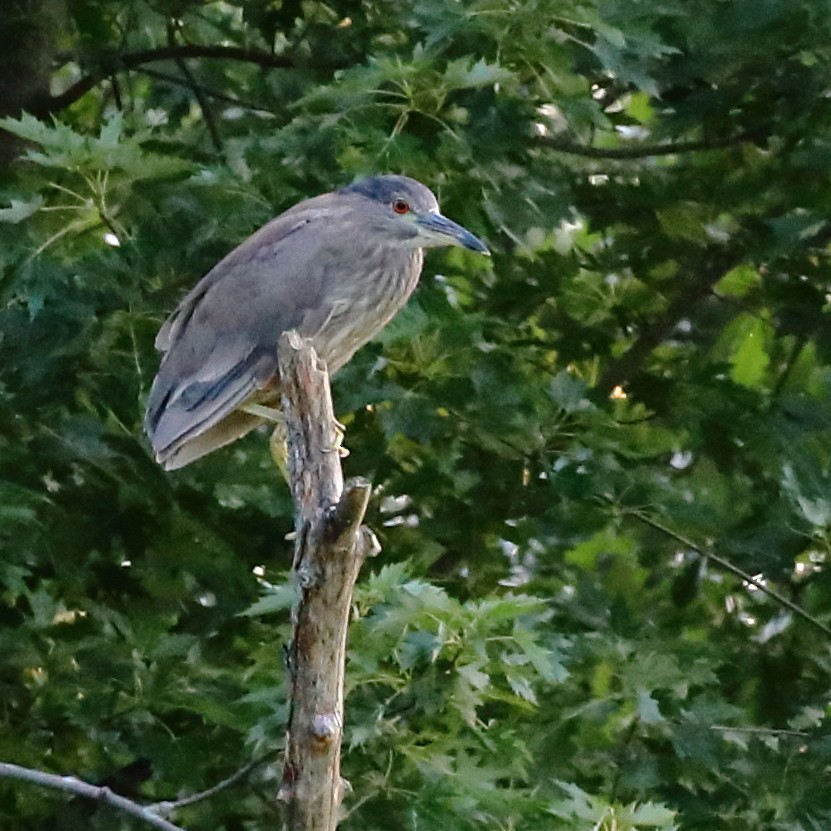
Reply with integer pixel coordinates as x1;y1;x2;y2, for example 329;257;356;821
340;175;489;255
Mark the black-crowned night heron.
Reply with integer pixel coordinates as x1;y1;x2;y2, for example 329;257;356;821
144;174;489;469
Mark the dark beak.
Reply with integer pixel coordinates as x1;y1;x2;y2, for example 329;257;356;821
415;212;490;254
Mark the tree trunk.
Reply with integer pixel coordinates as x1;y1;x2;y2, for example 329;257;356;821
0;0;65;165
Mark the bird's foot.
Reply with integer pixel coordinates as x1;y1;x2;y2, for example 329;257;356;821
324;418;349;458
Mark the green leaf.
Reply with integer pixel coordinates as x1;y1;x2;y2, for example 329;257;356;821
240;582;297;617
549;370;593;413
627;801;677;826
781;462;831;527
506;670;537;704
715;264;761;298
0;196;43;223
729;317;771;388
636;689;664;724
512;628;570;683
656;202;712;242
565;529;635;569
443;57;514;90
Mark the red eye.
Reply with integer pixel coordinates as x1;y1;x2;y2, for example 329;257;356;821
392;199;410;215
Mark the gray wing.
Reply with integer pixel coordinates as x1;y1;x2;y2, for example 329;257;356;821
144;195;342;469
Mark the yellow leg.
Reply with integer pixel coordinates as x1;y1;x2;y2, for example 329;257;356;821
241;402;284;423
269;420;290;483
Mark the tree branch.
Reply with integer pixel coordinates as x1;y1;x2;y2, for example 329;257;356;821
0;763;185;831
152;752;279;815
539;130;759;160
709;725;808;736
597;496;831;640
276;330;379;831
597;255;733;391
38;44;339;116
597;219;831;391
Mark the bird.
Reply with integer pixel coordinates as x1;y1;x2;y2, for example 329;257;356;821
144;174;489;470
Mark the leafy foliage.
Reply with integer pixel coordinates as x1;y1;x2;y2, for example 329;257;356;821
1;0;830;829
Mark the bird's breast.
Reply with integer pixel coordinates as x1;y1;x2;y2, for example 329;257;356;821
313;247;423;373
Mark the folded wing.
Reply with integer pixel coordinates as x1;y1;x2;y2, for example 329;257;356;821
144;196;338;469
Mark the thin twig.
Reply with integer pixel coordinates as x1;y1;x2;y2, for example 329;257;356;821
539;130;760;160
121;44;297;70
0;763;185;831
152;751;280;815
709;725;808;736
599;496;831;639
165;25;223;153
771;335;807;399
139;67;274;114
175;57;223;151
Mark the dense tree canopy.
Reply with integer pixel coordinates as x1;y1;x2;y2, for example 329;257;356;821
1;0;830;828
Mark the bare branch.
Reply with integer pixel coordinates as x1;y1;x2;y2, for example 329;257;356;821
120;44;298;70
277;330;376;831
38;44;341;116
709;725;808;737
152;752;280;815
0;763;185;831
597;496;831;640
596;255;732;391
